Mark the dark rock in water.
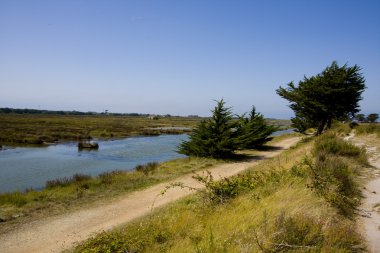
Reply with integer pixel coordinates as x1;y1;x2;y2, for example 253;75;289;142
78;142;99;150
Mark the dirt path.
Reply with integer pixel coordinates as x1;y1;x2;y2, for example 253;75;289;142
0;137;300;253
349;134;380;253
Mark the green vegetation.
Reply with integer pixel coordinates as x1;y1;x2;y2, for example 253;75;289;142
355;113;379;123
178;100;237;158
72;132;368;252
0;114;201;145
277;61;366;135
235;106;278;149
178;100;276;158
309;132;367;216
0;113;289;146
356;123;380;135
366;113;379;123
0;158;219;223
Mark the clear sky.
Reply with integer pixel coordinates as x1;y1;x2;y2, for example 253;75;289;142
1;0;379;118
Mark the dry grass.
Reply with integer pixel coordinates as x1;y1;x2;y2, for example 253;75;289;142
72;134;366;253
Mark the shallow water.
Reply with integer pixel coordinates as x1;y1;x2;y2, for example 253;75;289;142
271;128;295;136
0;134;188;193
0;129;292;193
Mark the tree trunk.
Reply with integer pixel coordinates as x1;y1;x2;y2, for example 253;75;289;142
326;118;332;129
316;119;327;136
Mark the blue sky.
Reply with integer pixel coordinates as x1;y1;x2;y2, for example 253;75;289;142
1;0;379;118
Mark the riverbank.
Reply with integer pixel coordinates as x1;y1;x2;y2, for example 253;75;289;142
0;135;301;253
0;134;295;228
0;156;221;227
70;130;370;253
0;134;189;193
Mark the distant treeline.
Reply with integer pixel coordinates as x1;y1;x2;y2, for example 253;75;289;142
0;108;149;117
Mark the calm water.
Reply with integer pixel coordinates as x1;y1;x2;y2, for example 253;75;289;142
0;129;293;193
0;134;188;193
271;128;295;136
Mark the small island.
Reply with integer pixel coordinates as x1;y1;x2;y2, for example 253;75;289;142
78;142;99;150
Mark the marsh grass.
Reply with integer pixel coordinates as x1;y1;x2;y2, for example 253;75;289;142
0;114;201;145
0;114;291;145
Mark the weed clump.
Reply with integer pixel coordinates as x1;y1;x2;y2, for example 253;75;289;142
135;162;159;175
314;132;367;165
0;191;28;207
46;173;92;188
98;170;124;184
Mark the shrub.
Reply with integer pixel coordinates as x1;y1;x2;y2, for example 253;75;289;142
191;170;282;204
192;172;255;204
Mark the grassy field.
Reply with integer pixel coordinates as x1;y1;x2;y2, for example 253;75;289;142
71;131;369;252
0;114;291;145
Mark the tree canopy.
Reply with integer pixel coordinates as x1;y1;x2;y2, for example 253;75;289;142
178;100;276;158
276;61;366;135
234;106;278;149
367;113;379;123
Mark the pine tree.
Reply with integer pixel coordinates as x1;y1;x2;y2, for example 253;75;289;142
235;106;278;149
178;100;237;158
178;100;276;158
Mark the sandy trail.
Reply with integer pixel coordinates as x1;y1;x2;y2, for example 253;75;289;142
350;135;380;253
0;137;300;253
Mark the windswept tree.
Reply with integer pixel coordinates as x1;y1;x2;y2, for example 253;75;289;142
277;61;366;135
178;100;276;158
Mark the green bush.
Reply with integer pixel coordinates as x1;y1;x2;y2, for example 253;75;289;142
193;172;255;204
192;170;282;204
